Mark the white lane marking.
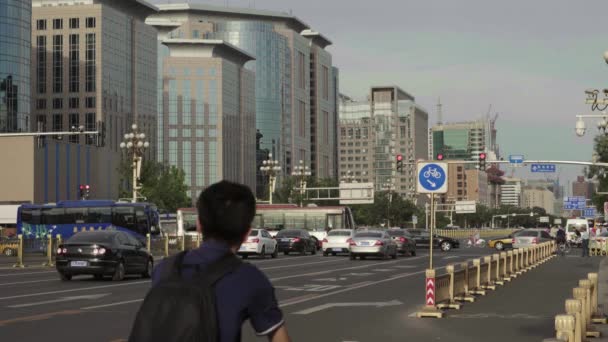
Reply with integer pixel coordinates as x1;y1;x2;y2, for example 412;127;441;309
372;269;394;272
280;266;447;308
260;259;343;270
0;280;149;301
293;299;402;315
281;284;342;292
270;256;425;282
342;272;374;276
313;277;347;282
81;298;144;310
0;270;56;277
8;293;110;308
249;254;320;263
0;278;57;286
443;256;459;260
408;312;417;317
394;265;416;269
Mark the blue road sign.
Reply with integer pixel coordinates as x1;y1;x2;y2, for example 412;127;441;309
563;196;587;210
530;164;556;173
584;207;597;218
417;163;447;193
509;155;524;164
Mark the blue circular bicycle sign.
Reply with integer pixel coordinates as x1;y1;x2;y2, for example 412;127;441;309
417;163;447;193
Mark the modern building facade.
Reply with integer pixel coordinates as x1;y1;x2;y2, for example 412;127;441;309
338;86;429;199
500;177;522;207
522;186;555;215
572;175;596;200
158;39;256;201
0;0;31;132
431;118;499;162
148;4;338;195
441;163;489;205
17;0;158;202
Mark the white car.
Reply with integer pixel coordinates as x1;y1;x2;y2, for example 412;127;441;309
238;229;278;259
322;229;354;256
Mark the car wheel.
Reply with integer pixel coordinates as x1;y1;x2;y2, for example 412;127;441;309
323;251;329;256
60;272;72;281
440;241;452;252
141;259;153;279
350;253;356;260
495;242;504;251
360;255;366;260
260;246;266;258
284;251;290;256
411;249;416;256
332;252;337;256
271;246;278;259
112;261;125;281
94;274;104;280
311;245;317;255
3;248;13;257
391;250;397;259
242;254;249;259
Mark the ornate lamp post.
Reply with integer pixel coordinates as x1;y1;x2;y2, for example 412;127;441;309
119;124;149;203
260;153;281;204
292;160;311;207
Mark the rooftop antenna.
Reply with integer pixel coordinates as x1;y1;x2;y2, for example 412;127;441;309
436;97;443;125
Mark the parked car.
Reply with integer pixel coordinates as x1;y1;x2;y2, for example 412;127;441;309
322;229;355;256
349;230;398;260
55;230;153;281
512;229;553;249
275;229;317;256
405;229;460;251
238;229;278;259
386;229;417;256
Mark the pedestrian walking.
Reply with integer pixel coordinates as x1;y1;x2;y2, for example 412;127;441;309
129;181;291;342
581;227;590;258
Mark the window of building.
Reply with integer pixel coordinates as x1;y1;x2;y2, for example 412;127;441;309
36;19;47;30
323;110;329;143
36;115;47;131
53;98;63;109
36;99;47;110
69;34;79;92
297;51;305;89
36;36;47;94
298;100;306;137
86;17;96;28
85;97;96;108
52;114;62;133
69;18;79;29
69;113;79;143
69;97;79;109
53;19;63;30
322;65;329;100
85;113;95;145
85;34;96;92
53;35;63;93
192;30;199;38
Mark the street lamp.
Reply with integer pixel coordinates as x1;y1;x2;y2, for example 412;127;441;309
119;123;149;203
382;181;395;227
341;170;355;183
291;160;311;207
260;153;281;204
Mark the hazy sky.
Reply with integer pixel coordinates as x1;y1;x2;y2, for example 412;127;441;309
154;0;608;192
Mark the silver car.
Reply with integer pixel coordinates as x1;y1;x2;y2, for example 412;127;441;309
349;230;398;260
512;229;553;249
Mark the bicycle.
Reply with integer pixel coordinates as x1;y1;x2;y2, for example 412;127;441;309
423;168;442;179
557;241;571;255
465;235;486;248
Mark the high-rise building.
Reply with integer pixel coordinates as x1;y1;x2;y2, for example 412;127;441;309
0;0;31;132
522;186;555;215
148;4;338;195
338;86;429;199
572;175;596;200
4;0;159;202
158;39;256;200
500;177;522;207
431;119;499;161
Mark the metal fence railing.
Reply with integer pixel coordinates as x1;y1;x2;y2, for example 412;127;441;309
436;229;518;240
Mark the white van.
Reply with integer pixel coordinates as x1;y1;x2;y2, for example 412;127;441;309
565;219;589;243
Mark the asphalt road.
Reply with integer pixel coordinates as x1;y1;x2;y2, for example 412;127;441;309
0;246;595;342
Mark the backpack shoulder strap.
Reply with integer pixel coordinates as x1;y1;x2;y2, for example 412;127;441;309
194;253;243;286
159;250;189;281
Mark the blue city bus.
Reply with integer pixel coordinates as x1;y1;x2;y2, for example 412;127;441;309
16;200;161;241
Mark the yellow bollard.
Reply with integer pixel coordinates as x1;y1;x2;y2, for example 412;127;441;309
43;234;54;267
196;233;202;248
565;299;583;342
588;273;608;324
507;250;516;278
554;314;576;342
493;254;504;286
180;235;185;251
146;233;151;253
12;234;25;268
579;279;600;338
164;235;169;257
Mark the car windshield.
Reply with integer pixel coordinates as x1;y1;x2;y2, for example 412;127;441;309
67;232;116;244
249;230;259;236
355;232;383;238
328;230;351;236
567;224;586;232
276;230;302;238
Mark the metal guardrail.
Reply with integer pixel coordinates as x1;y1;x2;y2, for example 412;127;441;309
435;229;518;240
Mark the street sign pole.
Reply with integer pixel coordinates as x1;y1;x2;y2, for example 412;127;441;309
430;193;435;270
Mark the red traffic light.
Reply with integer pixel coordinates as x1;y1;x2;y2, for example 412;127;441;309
396;154;403;162
85;185;90;190
479;152;487;160
79;185;84;190
436;153;444;161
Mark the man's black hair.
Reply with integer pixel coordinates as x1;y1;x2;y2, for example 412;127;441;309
196;180;256;245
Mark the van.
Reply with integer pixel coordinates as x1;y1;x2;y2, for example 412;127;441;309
565;219;589;243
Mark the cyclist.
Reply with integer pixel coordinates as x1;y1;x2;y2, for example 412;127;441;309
555;227;567;255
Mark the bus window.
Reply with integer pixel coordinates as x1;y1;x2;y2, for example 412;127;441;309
252;214;263;229
41;208;66;224
112;207;135;231
263;212;284;230
88;207;112;224
306;212;326;230
285;213;306;229
65;207;88;224
135;207;149;235
327;214;343;230
21;208;41;225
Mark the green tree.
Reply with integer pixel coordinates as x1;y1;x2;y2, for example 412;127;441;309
587;135;608;212
350;192;418;227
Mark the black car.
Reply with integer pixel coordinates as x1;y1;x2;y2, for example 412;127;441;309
386;229;417;256
405;229;460;252
275;229;317;256
56;230;153;281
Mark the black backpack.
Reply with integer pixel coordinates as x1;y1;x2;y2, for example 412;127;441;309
128;251;242;342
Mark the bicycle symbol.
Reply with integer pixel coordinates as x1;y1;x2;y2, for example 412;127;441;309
423;167;442;179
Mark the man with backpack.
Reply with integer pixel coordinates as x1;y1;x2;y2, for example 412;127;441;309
129;181;291;342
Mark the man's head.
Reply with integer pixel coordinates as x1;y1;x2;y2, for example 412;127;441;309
196;181;256;246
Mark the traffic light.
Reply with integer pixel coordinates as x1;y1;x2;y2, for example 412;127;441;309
396;154;403;173
79;184;90;200
436;153;444;161
479;152;487;171
85;184;90;199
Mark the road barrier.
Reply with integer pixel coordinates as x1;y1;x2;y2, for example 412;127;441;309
417;241;556;318
545;272;607;341
435;229;518;240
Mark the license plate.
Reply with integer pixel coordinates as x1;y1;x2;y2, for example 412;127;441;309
360;241;370;246
333;248;342;252
239;245;246;250
282;239;290;242
70;261;87;267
